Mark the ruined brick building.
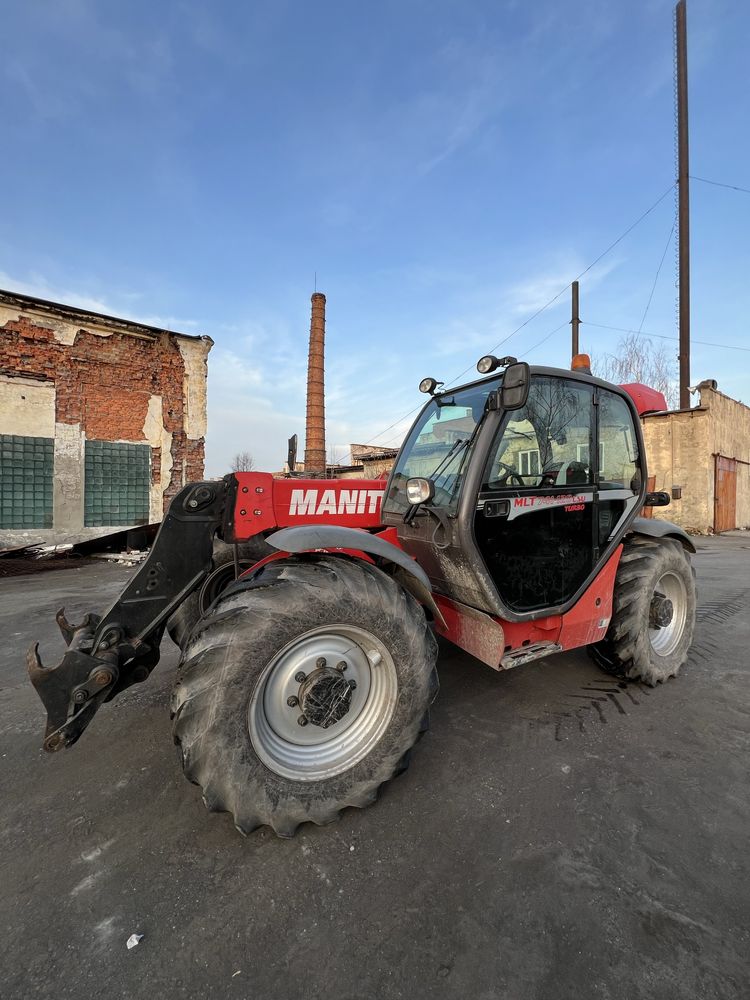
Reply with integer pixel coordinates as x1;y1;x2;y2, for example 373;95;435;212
0;289;211;542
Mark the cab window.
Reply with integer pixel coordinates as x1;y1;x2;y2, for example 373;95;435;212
598;390;641;491
484;377;594;490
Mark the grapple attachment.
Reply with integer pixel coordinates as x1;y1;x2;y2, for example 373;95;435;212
28;609;119;751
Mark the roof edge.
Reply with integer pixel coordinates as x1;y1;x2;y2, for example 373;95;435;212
0;287;211;344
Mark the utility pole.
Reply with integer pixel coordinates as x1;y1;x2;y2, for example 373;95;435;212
571;280;580;358
676;0;691;408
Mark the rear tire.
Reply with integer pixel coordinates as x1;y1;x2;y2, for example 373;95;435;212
588;536;696;686
171;557;439;837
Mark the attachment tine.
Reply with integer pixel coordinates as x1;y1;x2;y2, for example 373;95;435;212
26;642;45;680
56;608;76;645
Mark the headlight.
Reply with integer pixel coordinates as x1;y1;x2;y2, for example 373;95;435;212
406;477;435;505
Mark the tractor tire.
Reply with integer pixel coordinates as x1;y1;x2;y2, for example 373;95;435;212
171;556;439;838
166;536;271;651
588;536;696;686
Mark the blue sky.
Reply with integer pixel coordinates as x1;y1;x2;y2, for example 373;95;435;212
1;0;748;474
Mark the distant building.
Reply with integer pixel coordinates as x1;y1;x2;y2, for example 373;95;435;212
348;444;399;479
642;382;750;534
276;444;399;481
0;288;212;544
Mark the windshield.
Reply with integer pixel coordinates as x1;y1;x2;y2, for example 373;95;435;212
383;383;493;514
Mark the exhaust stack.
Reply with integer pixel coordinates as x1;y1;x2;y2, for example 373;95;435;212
304;292;326;475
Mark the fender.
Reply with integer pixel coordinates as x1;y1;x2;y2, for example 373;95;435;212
629;516;696;554
265;525;444;625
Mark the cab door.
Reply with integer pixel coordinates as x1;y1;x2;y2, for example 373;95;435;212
473;375;596;613
473;375;643;614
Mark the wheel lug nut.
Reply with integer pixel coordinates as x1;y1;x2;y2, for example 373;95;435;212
336;660;348;671
287;695;299;707
295;672;306;683
316;657;326;669
348;679;357;690
297;715;308;727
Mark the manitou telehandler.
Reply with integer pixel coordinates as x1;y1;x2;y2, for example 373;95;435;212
28;355;696;837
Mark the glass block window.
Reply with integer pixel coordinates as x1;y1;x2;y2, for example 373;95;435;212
84;441;151;527
0;435;54;529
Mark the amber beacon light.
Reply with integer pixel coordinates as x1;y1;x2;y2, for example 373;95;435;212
571;353;591;373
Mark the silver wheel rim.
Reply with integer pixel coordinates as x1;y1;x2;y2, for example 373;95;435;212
649;571;688;656
248;624;398;781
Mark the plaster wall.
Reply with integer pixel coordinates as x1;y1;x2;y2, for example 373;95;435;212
641;385;750;533
0;374;55;438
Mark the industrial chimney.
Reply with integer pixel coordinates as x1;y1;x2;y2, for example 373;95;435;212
304;292;326;475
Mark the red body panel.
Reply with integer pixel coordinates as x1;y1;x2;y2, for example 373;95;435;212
433;546;623;668
231;473;386;540
230;473;622;667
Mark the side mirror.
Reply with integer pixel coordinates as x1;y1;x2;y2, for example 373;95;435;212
644;491;671;507
500;362;530;410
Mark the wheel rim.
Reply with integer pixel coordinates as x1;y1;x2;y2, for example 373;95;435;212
248;625;398;781
648;571;688;656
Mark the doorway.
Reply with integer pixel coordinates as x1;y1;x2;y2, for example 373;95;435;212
714;456;737;533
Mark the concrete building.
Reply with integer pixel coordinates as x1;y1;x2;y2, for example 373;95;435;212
347;444;399;479
0;289;211;544
642;382;750;534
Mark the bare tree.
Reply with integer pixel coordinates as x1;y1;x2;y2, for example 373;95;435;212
231;451;254;472
590;334;679;409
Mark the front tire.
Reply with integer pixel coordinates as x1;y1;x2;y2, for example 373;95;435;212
588;536;696;686
171;557;438;837
166;536;271;650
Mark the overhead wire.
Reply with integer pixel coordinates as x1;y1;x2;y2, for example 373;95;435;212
582;321;750;353
690;175;750;196
638;221;675;334
440;182;677;391
370;319;572;450
362;182;676;446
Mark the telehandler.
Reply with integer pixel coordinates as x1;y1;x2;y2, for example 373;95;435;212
28;355;695;837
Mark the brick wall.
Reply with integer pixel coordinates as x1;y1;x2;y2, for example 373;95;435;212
0;313;205;513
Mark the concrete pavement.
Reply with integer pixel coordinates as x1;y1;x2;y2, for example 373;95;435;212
1;535;748;999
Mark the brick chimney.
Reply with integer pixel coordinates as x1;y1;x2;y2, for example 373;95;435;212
304;292;326;475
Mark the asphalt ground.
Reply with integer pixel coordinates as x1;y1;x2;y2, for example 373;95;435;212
1;535;748;1000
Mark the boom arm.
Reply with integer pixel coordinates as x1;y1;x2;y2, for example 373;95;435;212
28;477;235;751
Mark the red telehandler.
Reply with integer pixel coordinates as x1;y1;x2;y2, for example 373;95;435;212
28;356;696;837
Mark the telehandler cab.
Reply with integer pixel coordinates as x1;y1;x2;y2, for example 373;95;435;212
28;356;696;837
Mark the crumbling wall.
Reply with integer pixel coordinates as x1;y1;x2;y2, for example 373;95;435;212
0;302;210;534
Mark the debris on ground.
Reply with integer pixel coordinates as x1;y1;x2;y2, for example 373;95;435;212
0;524;158;576
91;550;148;566
126;933;144;950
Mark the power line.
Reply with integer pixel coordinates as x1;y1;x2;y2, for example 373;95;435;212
638;221;675;334
363;182;676;445
441;182;677;390
583;320;750;353
691;175;750;196
524;321;569;357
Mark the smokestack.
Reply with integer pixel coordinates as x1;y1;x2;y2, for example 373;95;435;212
304;291;326;475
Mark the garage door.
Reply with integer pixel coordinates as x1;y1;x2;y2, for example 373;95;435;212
0;434;54;529
714;456;737;533
84;441;151;527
